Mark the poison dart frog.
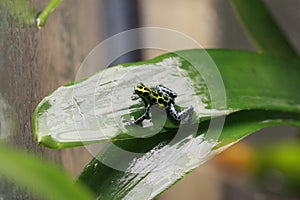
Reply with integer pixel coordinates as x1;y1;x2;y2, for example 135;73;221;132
133;83;193;124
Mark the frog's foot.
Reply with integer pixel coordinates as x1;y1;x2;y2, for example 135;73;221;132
168;104;194;124
124;114;150;127
123;119;135;127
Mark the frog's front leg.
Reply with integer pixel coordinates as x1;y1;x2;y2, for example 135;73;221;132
154;85;177;98
134;105;151;124
167;103;194;123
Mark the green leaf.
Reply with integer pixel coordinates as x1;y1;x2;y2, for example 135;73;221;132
33;49;222;148
230;0;298;58
33;49;300;199
0;142;95;200
77;111;300;200
33;49;300;149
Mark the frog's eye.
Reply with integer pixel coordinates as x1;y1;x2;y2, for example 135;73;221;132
137;85;143;89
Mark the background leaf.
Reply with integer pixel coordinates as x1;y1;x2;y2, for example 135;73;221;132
230;0;298;57
0;142;95;200
253;142;300;196
0;0;37;27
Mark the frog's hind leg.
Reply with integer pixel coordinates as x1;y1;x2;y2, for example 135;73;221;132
168;104;193;123
154;85;177;98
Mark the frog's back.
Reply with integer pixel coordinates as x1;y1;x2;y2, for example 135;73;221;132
150;90;170;108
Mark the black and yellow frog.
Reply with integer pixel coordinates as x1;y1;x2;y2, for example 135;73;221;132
133;83;193;124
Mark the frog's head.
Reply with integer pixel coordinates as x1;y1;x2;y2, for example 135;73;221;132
134;83;151;100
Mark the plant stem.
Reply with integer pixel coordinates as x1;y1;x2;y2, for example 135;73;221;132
36;0;62;29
